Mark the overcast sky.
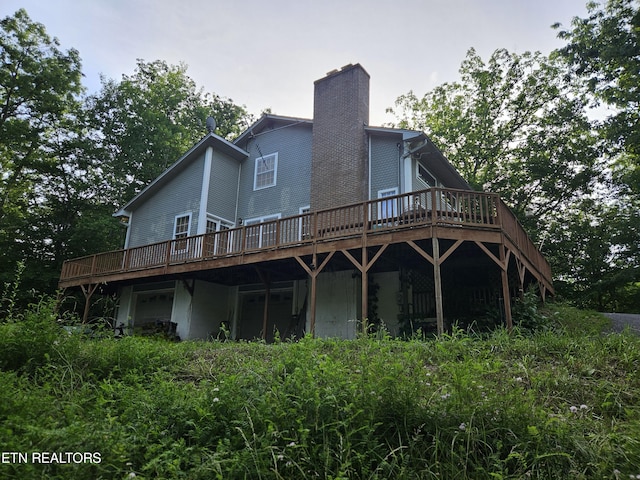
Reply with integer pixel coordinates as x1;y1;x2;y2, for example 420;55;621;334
3;0;590;126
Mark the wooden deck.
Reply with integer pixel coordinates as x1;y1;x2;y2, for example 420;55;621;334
60;188;553;333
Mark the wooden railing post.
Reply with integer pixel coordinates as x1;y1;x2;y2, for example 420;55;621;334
165;240;172;269
431;188;437;225
90;255;97;277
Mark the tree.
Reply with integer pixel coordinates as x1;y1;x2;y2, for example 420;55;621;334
554;0;640;194
0;9;85;296
388;48;602;238
553;0;640;311
87;59;251;203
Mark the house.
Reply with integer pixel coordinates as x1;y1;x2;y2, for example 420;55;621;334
59;64;553;340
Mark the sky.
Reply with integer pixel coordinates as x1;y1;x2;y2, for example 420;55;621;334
3;0;590;126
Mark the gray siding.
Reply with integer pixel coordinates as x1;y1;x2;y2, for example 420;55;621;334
208;150;240;223
370;134;401;199
128;155;205;248
236;124;312;219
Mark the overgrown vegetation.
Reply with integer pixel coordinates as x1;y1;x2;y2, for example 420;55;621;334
1;292;639;479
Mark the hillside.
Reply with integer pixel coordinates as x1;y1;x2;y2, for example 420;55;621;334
1;299;639;479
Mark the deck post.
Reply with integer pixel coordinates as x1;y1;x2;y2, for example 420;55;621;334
80;283;99;325
361;202;369;335
361;246;368;335
256;268;270;341
432;236;445;335
295;251;334;339
499;245;513;331
310;252;317;337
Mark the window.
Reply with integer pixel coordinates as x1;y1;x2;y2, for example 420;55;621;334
173;213;191;253
299;206;311;240
417;161;437;187
253;153;278;190
377;188;398;220
244;214;281;249
204;215;234;256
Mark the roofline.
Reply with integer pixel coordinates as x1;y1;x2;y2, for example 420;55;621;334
114;133;249;217
234;114;312;145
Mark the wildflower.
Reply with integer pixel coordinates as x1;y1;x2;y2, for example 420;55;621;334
515;377;523;382
441;393;451;399
459;423;466;431
213;397;219;403
213;387;219;392
569;405;578;413
277;454;284;461
287;441;296;447
580;404;588;410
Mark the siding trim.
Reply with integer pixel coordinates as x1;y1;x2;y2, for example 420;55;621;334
198;146;214;235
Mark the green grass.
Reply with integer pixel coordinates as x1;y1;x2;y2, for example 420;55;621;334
1;300;639;479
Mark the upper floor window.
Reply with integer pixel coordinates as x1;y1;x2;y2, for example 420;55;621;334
173;213;192;253
417;161;437;188
253;153;278;190
173;213;191;240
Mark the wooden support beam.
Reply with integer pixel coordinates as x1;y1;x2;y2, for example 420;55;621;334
515;257;526;298
294;251;335;338
499;245;513;331
340;245;389;335
256;268;270;341
80;283;99;325
361;245;368;334
406;240;434;265
439;239;463;264
432;237;445;335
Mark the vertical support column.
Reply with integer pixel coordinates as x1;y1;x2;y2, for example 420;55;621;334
310;252;318;337
80;284;99;325
361;202;369;335
361;245;368;335
295;251;335;339
432;236;444;335
256;268;270;341
499;245;513;331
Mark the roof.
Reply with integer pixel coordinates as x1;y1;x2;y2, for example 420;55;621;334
234;114;313;146
114;132;248;216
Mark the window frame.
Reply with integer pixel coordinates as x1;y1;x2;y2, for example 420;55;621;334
377;187;399;220
244;213;281;249
172;213;192;253
253;152;278;191
416;161;437;188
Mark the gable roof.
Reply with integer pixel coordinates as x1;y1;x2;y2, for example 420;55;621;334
114;132;248;217
234;114;313;146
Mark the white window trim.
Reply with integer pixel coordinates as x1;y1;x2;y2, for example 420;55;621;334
206;213;234;232
253;152;278;191
173;212;192;239
205;214;235;256
244;213;281;249
416;161;437;188
377;188;399;220
172;212;192;253
299;205;311;241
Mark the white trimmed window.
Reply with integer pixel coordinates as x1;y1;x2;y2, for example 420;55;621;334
205;215;234;256
416;161;437;187
253;153;278;190
378;188;398;219
173;214;191;239
173;213;192;253
245;214;281;249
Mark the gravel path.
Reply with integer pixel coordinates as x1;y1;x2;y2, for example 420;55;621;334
602;313;640;334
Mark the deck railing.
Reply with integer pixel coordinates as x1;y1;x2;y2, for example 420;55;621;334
60;188;551;285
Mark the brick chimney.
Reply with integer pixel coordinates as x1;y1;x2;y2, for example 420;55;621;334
310;64;370;211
